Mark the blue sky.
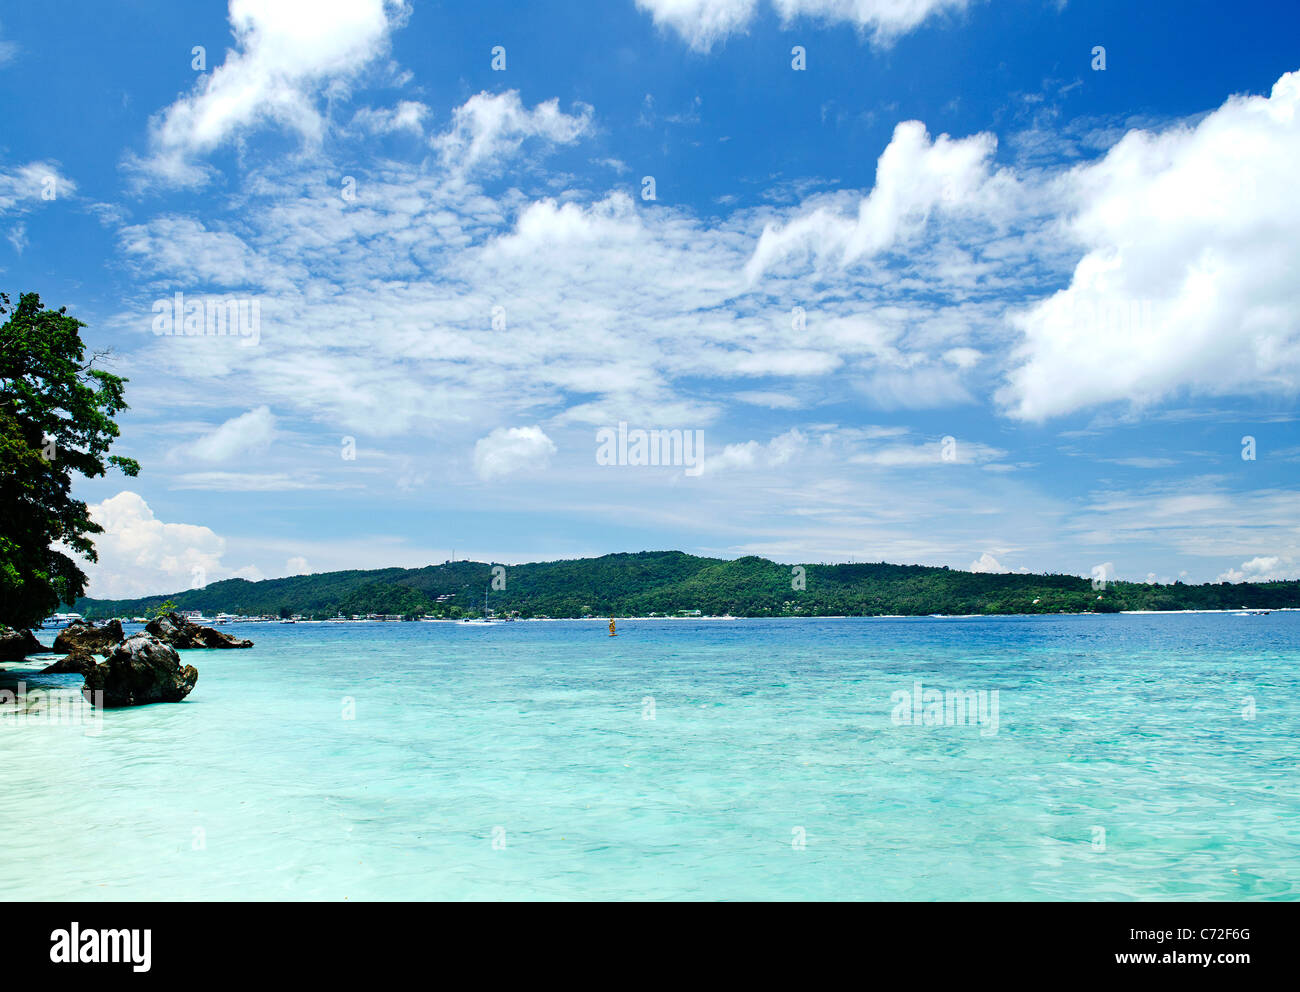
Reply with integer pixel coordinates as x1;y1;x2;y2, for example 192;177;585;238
2;0;1298;597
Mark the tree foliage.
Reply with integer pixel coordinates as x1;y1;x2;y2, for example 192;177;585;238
0;292;139;628
75;551;1300;620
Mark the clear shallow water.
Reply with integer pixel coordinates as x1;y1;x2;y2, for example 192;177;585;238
2;613;1298;901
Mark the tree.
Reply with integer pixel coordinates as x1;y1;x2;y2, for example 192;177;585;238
0;293;139;629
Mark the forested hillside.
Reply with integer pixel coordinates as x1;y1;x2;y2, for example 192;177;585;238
72;552;1300;620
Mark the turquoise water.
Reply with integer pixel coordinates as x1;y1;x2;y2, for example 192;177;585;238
2;614;1298;900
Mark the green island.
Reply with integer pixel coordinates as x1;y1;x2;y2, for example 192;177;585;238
73;551;1300;621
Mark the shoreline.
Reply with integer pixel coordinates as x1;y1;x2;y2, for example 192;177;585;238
54;606;1299;632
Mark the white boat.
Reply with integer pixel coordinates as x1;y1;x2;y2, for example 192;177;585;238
40;612;83;628
461;585;496;623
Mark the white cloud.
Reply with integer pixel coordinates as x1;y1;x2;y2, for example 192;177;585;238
171;472;346;491
771;0;969;41
1217;556;1300;583
191;406;277;462
854;367;975;409
136;0;408;185
120;215;300;291
489;191;641;254
634;0;759;51
111;143;1023;443
82;491;260;598
473;426;558;480
1068;482;1300;570
849;438;1004;467
286;556;311;575
701;428;807;474
635;0;967;51
351;99;428;136
943;347;982;369
1003;70;1300;420
745;121;1005;282
0;162;75;215
969;552;1007;573
0;22;17;66
732;390;806;409
434;90;593;172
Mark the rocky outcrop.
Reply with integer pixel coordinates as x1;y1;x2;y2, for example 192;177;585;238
145;612;252;649
0;626;49;661
41;649;98;676
82;634;198;707
52;619;124;656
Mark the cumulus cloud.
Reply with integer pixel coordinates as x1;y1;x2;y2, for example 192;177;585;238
285;555;311;575
1217;556;1300;583
434;90;593;172
635;0;967;51
135;0;408;185
488;191;641;254
104;68;1300;586
190;406;277;462
473;426;558;480
969;552;1007;573
701;428;806;474
1091;561;1117;587
943;347;981;369
634;0;759;51
1002;70;1300;420
110;138;1027;441
82;491;259;598
745;121;1005;282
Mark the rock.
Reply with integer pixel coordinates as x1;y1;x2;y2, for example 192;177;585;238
145;612;252;649
41;649;98;676
82;634;198;707
52;619;125;656
0;625;49;661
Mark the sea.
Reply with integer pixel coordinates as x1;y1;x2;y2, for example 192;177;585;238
1;613;1297;900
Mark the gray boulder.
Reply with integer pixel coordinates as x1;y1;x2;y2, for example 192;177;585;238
41;649;98;676
145;612;252;649
0;625;49;661
82;633;198;708
52;619;125;656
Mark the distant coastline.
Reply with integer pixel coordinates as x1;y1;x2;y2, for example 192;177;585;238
70;552;1300;625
